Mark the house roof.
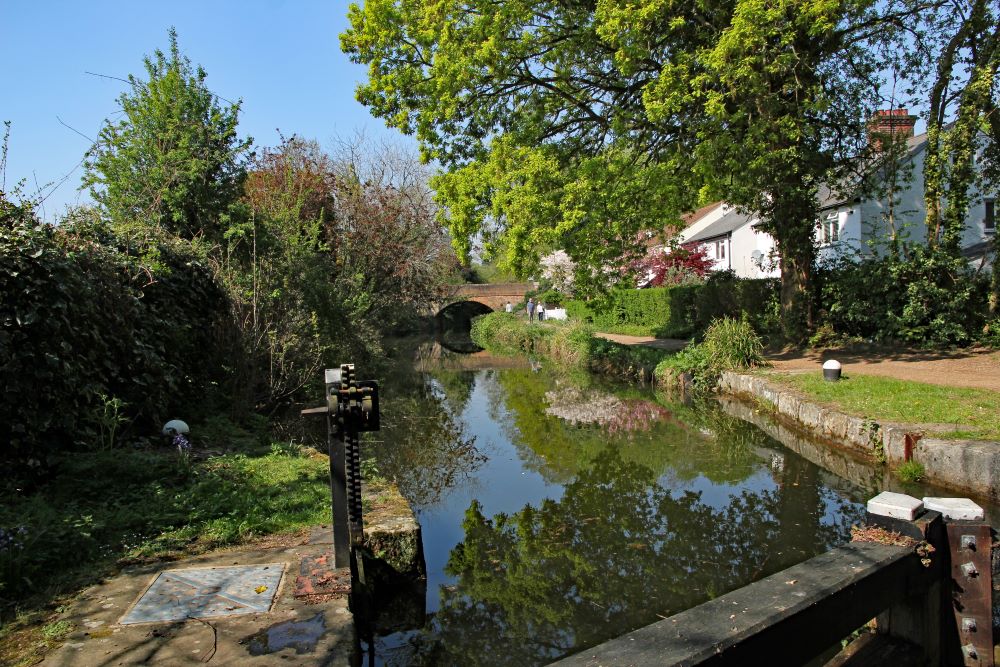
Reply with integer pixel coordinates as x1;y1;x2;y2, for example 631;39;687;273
682;201;724;227
644;201;724;248
819;130;931;211
685;209;755;243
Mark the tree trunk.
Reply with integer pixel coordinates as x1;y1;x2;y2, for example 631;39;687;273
775;215;816;344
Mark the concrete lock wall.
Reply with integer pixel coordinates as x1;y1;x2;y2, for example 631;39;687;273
718;371;1000;503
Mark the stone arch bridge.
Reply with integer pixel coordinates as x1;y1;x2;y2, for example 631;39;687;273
433;282;534;317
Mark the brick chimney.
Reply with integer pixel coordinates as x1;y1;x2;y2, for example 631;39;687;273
869;109;918;150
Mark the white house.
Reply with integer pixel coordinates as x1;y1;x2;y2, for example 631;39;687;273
671;110;995;278
677;203;779;278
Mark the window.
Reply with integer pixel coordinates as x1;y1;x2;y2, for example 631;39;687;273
716;240;726;260
986;199;996;234
821;212;840;244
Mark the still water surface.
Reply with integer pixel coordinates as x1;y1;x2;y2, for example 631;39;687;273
365;351;871;665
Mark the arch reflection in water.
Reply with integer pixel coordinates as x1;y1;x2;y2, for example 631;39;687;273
434;300;492;353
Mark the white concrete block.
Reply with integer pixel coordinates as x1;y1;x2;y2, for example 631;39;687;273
921;497;985;521
867;491;923;520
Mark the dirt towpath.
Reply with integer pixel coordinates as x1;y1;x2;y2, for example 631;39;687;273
766;346;1000;392
593;332;688;351
596;332;1000;392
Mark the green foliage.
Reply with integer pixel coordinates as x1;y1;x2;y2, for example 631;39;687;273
0;216;229;465
816;250;988;346
655;317;766;390
95;395;128;452
566;278;779;339
342;0;901;339
0;440;330;603
702;317;767;371
895;460;925;483
82;29;251;241
471;313;670;381
655;345;712;389
470;312;544;355
535;289;565;307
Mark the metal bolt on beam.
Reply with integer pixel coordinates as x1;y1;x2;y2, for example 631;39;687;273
961;562;979;578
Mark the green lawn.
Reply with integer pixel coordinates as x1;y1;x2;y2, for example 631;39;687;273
770;373;1000;441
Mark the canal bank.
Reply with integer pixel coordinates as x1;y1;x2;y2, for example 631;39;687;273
719;371;1000;504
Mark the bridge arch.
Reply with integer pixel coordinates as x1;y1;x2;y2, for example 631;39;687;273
432;282;534;316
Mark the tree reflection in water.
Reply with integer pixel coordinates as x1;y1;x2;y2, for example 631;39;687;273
406;447;862;667
369;368;485;507
368;362;865;666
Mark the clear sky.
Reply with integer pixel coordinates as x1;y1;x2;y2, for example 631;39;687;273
2;1;412;222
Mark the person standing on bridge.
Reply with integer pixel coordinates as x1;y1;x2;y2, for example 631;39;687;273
505;301;513;313
526;297;536;322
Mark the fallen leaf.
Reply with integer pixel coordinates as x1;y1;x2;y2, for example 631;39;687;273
255;586;268;594
785;580;797;585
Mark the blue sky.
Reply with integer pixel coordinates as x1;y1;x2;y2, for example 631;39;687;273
2;1;413;221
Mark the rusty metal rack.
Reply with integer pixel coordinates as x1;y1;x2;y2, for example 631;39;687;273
302;363;380;568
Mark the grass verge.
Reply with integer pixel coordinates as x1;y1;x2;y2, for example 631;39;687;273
770;374;1000;440
0;420;338;666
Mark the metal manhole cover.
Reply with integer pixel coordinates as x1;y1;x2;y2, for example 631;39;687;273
121;564;285;625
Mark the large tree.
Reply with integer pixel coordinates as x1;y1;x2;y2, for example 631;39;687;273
83;29;252;242
342;1;918;339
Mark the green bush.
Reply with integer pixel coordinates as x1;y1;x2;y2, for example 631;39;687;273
654;344;711;387
815;249;987;346
0;218;230;467
471;312;546;354
472;313;671;381
702;317;767;370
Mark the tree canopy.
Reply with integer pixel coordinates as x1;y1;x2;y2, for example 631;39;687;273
83;28;252;241
342;0;938;338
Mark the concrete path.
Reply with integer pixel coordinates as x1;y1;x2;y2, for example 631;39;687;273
40;532;357;667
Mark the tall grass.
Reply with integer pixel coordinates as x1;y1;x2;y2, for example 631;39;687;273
702;317;767;370
471;313;670;381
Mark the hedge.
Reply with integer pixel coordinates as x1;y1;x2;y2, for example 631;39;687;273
565;277;779;339
0;219;230;467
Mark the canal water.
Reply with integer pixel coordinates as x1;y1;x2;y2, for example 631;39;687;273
359;342;971;665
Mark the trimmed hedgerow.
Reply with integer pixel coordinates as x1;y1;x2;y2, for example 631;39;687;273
565;276;779;339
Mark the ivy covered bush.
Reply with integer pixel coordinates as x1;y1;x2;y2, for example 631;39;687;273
0;214;229;467
815;250;988;347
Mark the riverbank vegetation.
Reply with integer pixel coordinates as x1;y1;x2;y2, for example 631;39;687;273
470;313;672;382
0;31;459;631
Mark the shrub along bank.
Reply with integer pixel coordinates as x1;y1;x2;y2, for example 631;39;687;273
565;275;779;339
1;218;230;468
470;313;671;382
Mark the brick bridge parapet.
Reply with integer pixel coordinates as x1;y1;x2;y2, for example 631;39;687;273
434;282;534;314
